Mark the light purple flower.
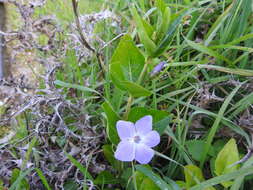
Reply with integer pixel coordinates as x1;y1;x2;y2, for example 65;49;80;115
114;115;160;164
150;61;166;77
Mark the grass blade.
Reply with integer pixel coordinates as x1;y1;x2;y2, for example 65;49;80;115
185;38;231;64
54;80;100;94
9;168;33;190
35;168;52;190
200;84;242;168
190;165;253;190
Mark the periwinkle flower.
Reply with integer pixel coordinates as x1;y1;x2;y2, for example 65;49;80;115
150;61;166;77
114;115;160;164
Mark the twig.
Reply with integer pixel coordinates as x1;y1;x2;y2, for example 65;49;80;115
230;133;253;167
229;147;253;167
71;0;106;74
99;33;126;52
71;0;95;53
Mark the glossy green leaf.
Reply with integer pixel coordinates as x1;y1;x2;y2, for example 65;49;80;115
163;177;181;190
121;81;152;97
142;18;154;38
128;107;168;123
153;116;171;135
184;165;216;190
135;171;159;190
102;144;121;170
214;138;240;188
155;0;171;42
135;165;171;190
184;165;204;188
176;180;187;189
110;35;145;84
109;34;146;91
186;140;214;161
130;6;156;55
94;171;118;185
102;101;120;144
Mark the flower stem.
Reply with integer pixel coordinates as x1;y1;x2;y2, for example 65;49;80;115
131;162;138;190
137;57;151;84
123;95;133;120
123;57;151;120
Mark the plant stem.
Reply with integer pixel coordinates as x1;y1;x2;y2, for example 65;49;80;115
131;162;138;190
123;57;151;119
137;57;151;84
123;95;133;120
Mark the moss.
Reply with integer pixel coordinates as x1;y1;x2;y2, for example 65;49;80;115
0;125;11;138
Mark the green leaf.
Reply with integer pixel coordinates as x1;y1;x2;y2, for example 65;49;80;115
63;180;79;190
140;178;160;190
176;180;187;188
142;19;154;38
94;171;118;185
135;171;159;190
121;168;133;188
109;34;146;92
22;137;37;170
65;153;93;181
164;177;181;190
184;165;216;190
184;165;204;188
155;0;166;13
130;6;156;55
214;138;240;188
186;140;214;161
135;165;170;190
128;107;168;123
121;81;152;97
14;116;28;140
9;168;32;190
155;0;171;42
0;180;4;190
102;101;120;144
153;117;171;135
35;168;52;190
102;144;121;170
153;9;193;56
110;35;152;97
190;165;253;190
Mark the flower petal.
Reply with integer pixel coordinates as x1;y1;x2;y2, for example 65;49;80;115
135;143;154;164
114;140;135;162
135;115;152;135
116;121;135;140
143;131;160;147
